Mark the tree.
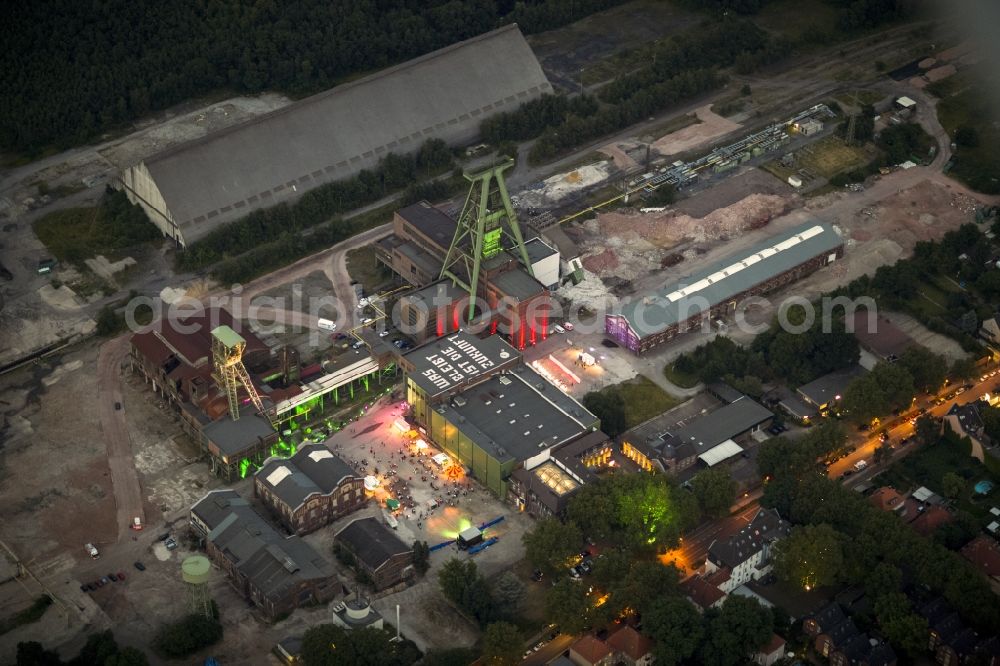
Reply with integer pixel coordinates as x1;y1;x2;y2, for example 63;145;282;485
300;625;413;666
614;560;680;618
420;648;478;666
15;642;61;666
492;571;526;618
950;357;977;381
482;622;522;666
152;614;223;659
773;524;844;590
955;126;979;148
690;468;737;518
873;443;892;464
103;648;149;666
874;593;928;657
644;596;704;666
942;471;965;499
699;596;773;666
96;305;120;336
545;579;592;634
412;541;430;575
898;346;948;393
582;390;627;437
915;415;941;444
438;558;476;606
522;518;582;577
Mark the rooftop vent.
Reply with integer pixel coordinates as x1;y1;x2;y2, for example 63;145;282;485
452;396;467;407
499;375;512;386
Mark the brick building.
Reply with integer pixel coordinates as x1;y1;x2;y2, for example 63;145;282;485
189;490;337;620
335;517;414;590
255;444;367;535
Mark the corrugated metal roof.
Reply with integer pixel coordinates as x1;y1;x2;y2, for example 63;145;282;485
698;439;743;466
618;222;843;337
129;25;551;244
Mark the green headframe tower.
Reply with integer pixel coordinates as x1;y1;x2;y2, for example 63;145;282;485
438;158;534;322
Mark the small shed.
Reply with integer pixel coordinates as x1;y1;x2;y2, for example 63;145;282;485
457;526;484;550
788;175;803;188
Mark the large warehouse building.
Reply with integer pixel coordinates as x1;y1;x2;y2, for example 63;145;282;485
378;201;559;349
119;25;552;246
401;331;601;496
606;222;844;354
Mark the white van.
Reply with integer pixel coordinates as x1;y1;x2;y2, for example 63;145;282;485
317;318;337;332
854;459;868;471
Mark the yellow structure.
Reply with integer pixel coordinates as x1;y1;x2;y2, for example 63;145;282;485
211;325;268;423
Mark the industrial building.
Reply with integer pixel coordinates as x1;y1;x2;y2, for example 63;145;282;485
119;25;552;246
621;391;772;474
254;444;367;535
378;196;559;349
334;517;414;591
189;490;338;620
130;306;398;479
796;365;867;413
508;430;612;518
401;331;600;496
606;223;844;354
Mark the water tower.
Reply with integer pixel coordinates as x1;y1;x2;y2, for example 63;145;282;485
181;555;213;618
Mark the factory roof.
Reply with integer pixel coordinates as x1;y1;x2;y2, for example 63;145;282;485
615;222;843;337
670;396;772;454
256;444;356;511
525;237;558;262
400;280;466;310
396;201;457;252
797;365;867;407
540;225;580;260
405;331;520;398
335;517;412;571
436;365;598;464
201;404;276;456
191;490;335;600
131;306;267;369
490;265;545;301
697;439;744;467
131;26;551;243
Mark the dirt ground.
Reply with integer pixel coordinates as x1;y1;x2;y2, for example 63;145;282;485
651;104;742;158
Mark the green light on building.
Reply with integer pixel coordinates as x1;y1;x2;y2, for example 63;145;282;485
482;227;501;259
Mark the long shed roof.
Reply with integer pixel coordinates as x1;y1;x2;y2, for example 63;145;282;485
130;25;550;243
615;222;843;338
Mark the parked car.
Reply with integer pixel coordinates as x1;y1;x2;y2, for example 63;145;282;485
117;572;126;581
553;324;565;334
134;561;146;571
563;322;574;331
164;537;178;551
108;573;118;582
379;330;390;338
114;402;121;411
99;577;110;586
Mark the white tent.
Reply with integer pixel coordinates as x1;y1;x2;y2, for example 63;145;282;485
697;439;743;467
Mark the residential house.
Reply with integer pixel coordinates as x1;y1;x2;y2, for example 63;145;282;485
569;635;613;666
755;634;786;666
945;402;986;442
703;508;790;593
961;535;1000;581
606;626;654;666
804;603;897;666
334;517;414;590
869;487;906;513
680;575;726;611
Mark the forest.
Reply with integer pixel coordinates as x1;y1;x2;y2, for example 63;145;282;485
2;0;625;155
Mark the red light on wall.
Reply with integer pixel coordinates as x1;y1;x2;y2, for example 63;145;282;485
519;322;525;350
530;322;537;346
541;311;548;341
453;304;460;331
436;315;444;337
491;320;498;335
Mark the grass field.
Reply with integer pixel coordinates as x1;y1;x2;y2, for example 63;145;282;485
345;245;393;295
765;135;874;183
663;363;699;389
754;0;839;42
613;375;681;428
935;83;1000;194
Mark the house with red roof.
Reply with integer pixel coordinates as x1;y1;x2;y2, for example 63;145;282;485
606;626;654;666
961;535;1000;581
569;634;613;666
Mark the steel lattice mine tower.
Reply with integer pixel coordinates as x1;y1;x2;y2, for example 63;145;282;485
438;158;534;322
211;325;267;422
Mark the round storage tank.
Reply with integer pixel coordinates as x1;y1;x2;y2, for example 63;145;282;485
181;555;212;585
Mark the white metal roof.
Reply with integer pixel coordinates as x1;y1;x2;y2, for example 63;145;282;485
266;466;292;486
697;439;744;467
896;96;917;108
308;449;334;462
912;486;934;502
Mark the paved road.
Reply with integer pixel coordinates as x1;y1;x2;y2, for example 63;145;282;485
522;633;573;666
96;336;145;542
827;367;999;481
